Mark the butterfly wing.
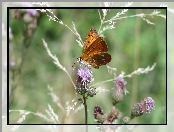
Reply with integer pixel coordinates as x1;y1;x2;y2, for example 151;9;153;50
81;37;108;58
87;52;111;68
82;27;99;53
80;27;111;69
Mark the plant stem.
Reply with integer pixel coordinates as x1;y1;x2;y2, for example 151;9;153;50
83;93;87;124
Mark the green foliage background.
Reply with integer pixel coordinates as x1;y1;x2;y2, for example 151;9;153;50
9;8;166;124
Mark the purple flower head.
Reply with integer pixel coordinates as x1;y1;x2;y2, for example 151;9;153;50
93;104;107;123
93;105;104;119
112;76;127;105
87;87;96;97
76;67;93;94
114;76;127;90
144;97;155;113
26;9;37;16
77;67;93;82
131;97;155;119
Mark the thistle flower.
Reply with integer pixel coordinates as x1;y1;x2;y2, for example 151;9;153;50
104;106;120;124
131;97;155;119
87;87;96;97
77;67;93;82
112;76;127;105
76;67;93;95
93;105;106;123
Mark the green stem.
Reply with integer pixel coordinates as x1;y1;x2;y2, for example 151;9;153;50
83;94;87;124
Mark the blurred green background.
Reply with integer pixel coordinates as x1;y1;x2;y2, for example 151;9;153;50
8;8;166;124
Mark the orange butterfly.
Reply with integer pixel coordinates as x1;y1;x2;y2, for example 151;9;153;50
79;27;111;69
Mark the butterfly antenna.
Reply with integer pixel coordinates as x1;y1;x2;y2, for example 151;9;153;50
72;57;81;72
72;61;76;72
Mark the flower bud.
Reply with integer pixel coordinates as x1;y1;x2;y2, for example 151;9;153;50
94;105;106;123
112;76;127;105
123;116;130;124
104;106;120;124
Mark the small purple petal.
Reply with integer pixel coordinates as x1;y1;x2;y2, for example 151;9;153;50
77;67;92;82
115;76;127;90
144;97;155;113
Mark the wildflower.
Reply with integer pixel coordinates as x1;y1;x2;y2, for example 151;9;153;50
144;97;155;113
87;87;96;97
76;67;93;94
77;67;93;82
93;105;106;123
112;76;127;105
104;106;120;124
131;97;155;119
115;76;127;90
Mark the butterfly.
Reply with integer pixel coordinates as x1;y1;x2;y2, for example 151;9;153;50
79;27;111;69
